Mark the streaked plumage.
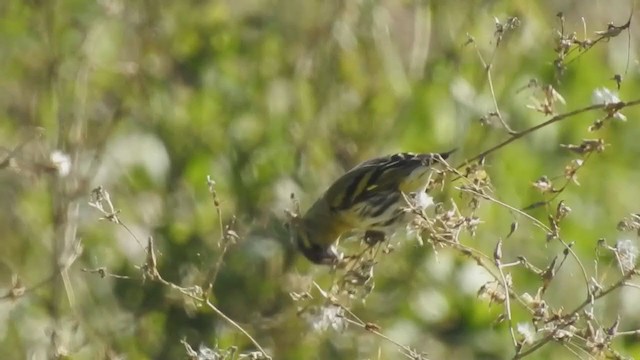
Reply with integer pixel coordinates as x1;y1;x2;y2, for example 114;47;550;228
293;150;454;265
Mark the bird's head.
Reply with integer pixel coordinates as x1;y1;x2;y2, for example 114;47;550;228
289;216;341;265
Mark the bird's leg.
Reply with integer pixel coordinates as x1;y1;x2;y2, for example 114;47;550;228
364;230;387;245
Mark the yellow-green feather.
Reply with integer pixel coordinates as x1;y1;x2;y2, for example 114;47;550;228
296;150;454;263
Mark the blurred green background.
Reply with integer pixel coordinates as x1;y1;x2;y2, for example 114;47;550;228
1;0;640;359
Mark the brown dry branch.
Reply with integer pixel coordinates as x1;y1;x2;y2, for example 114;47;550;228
513;268;638;359
464;100;637;167
466;16;521;135
85;187;272;360
295;89;640;357
298;281;433;360
202;175;240;296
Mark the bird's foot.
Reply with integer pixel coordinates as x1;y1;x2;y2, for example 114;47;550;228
364;230;387;246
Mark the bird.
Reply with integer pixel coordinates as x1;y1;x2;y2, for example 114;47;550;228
291;150;455;265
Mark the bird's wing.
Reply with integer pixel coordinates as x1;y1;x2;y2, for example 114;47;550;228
325;152;451;211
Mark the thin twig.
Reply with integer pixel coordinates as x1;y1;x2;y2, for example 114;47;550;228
513;269;637;359
462;99;640;167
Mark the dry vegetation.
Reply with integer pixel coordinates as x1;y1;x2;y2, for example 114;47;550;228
1;1;640;359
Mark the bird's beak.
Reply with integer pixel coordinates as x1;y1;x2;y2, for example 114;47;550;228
439;148;457;161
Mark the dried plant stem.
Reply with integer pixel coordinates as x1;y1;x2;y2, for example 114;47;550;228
341;316;430;360
463;99;640;166
148;252;272;359
496;258;518;347
513;269;637;359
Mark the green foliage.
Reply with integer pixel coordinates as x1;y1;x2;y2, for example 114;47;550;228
1;0;640;359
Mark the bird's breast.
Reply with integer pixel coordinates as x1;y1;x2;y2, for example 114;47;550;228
399;166;433;193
